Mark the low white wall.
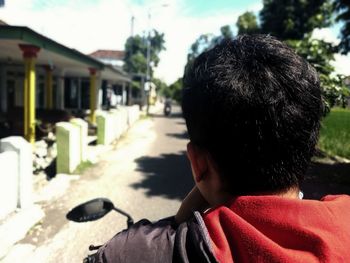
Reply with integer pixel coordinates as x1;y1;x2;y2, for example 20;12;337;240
97;106;139;145
0;136;33;219
70;118;88;162
0;151;18;219
126;105;140;127
56;122;81;174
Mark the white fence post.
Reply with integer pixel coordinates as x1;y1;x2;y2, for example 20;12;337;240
56;122;81;174
0;136;33;210
71;118;88;162
0;151;18;219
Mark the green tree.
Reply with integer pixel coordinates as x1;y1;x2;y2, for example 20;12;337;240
259;0;347;109
287;36;336;76
169;78;183;103
286;36;348;109
260;0;333;40
153;78;171;98
187;34;214;63
335;0;350;54
187;25;234;65
236;11;260;35
220;25;234;39
123;30;165;77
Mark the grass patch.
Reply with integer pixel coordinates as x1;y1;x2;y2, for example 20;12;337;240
318;107;350;159
26;220;43;236
139;113;151;120
74;160;94;174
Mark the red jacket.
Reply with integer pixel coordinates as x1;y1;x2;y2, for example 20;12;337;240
203;195;350;263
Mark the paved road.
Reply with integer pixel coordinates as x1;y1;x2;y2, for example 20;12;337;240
4;106;194;262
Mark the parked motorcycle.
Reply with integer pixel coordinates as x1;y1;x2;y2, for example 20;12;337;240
66;198;134;262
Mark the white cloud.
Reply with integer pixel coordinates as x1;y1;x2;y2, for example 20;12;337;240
332;54;350;76
311;27;350;77
0;0;133;52
0;0;265;84
152;1;262;83
312;28;340;45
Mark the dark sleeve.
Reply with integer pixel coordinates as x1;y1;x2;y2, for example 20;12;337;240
173;212;218;263
91;217;177;263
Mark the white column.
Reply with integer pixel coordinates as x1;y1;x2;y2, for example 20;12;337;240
77;78;82;110
122;82;127;105
96;73;102;110
56;69;65;110
0;66;7;113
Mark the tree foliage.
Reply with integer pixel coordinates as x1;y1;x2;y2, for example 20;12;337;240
236;11;260;35
335;0;350;54
287;36;336;76
220;25;234;39
153;78;170;97
187;34;214;63
168;78;183;103
260;0;333;40
259;0;346;110
185;0;347;109
187;25;233;64
286;36;349;109
123;30;165;77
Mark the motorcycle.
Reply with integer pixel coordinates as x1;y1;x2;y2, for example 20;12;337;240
66;198;134;262
164;100;172;116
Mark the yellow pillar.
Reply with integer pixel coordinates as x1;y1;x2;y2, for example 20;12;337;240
45;66;53;109
19;44;40;144
89;68;97;124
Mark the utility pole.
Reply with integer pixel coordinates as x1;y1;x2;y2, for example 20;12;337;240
145;4;169;115
145;10;152;114
130;15;135;37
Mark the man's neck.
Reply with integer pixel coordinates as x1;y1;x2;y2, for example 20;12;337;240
211;187;301;207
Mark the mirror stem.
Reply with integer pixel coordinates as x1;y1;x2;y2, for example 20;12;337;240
113;207;134;228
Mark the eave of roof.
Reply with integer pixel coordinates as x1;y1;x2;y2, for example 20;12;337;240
105;65;131;82
0;25;104;69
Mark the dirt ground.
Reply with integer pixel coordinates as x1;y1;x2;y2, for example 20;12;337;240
302;155;350;199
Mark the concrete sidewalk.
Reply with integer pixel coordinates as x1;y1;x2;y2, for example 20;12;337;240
0;103;164;262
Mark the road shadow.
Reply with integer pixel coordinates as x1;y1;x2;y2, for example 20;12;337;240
303;161;350;199
131;151;194;200
166;130;189;140
44;158;57;180
150;112;183;119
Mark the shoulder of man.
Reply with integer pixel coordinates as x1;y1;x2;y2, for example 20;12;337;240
88;213;217;263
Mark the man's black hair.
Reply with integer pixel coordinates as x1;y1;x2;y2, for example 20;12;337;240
182;35;324;195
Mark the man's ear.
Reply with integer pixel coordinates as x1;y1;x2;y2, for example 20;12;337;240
187;142;208;182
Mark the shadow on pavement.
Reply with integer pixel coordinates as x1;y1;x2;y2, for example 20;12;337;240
132;151;194;200
166;131;189;140
303;161;350;200
150;112;183;119
44;158;57;180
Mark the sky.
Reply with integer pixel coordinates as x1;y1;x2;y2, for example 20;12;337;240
0;0;349;84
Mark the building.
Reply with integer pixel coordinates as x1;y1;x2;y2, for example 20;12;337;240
0;25;131;143
89;49;129;108
89;49;124;67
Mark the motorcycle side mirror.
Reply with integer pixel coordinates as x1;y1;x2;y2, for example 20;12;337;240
66;198;115;222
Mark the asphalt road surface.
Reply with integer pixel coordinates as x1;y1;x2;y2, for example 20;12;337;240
5;106;194;263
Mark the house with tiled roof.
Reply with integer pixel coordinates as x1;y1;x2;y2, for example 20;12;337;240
0;20;8;25
0;24;132;142
89;49;125;67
